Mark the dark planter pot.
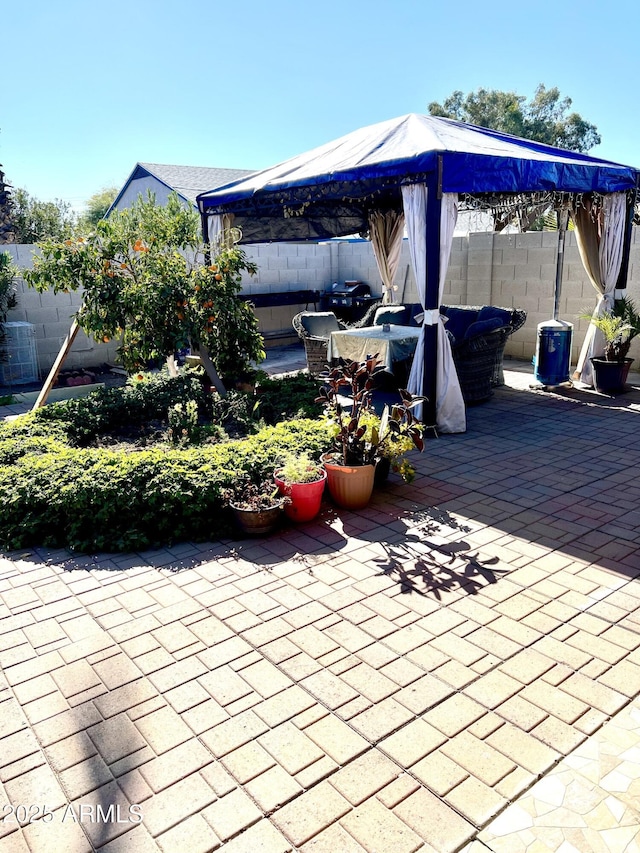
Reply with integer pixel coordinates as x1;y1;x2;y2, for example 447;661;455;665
590;357;633;395
230;503;283;536
374;457;391;485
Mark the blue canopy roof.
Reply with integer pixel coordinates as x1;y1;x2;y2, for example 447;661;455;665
197;114;638;242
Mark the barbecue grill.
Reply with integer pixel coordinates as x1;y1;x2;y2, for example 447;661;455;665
323;281;377;320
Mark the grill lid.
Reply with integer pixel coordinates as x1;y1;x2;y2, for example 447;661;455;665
327;281;370;297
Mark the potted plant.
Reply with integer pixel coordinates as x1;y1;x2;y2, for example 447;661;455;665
315;355;425;510
225;476;287;536
274;452;327;523
582;297;640;394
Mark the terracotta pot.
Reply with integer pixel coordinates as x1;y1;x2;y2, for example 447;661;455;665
274;470;327;523
230;503;283;536
590;357;633;395
321;453;375;510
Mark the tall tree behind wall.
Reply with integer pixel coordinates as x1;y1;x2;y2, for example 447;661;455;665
428;84;601;152
10;187;77;243
0;166;16;244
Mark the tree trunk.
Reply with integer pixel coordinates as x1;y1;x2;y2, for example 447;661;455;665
165;354;179;377
192;344;227;397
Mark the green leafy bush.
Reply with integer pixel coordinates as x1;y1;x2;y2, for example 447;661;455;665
253;372;323;424
35;371;211;446
168;399;199;444
32;370;322;446
0;418;332;552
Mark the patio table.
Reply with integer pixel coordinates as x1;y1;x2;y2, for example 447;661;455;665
327;324;420;372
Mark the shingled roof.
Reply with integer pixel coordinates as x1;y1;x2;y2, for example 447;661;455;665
110;162;255;215
137;163;254;204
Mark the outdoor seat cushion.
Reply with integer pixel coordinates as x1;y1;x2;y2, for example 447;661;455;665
464;316;505;339
373;305;407;326
299;312;342;340
440;307;478;341
477;306;513;327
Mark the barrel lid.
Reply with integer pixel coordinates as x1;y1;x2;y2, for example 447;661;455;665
537;319;573;330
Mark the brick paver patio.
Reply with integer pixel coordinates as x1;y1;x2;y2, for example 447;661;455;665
1;365;640;852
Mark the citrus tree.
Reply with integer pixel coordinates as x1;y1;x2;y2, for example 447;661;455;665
25;192;265;394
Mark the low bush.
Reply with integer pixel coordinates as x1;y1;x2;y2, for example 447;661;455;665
33;369;322;446
0;370;331;552
35;371;212;446
0;417;332;552
253;372;323;423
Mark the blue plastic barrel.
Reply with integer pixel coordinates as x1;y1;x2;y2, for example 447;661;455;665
534;320;573;386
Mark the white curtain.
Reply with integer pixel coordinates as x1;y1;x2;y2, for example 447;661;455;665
207;213;236;250
573;193;626;385
401;184;466;433
368;210;405;304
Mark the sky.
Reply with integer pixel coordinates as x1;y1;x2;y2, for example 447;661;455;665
4;0;640;213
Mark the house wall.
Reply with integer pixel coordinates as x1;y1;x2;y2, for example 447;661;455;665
111;176;176;212
4;228;640;380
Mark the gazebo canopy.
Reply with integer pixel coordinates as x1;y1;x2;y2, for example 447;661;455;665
197;114;639;434
197;113;638;242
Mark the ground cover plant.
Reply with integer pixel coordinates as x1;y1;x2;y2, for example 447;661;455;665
0;370;329;552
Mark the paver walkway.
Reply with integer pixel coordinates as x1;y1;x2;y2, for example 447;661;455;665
1;366;640;852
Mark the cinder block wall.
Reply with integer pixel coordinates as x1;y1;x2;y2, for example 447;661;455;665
1;245;120;378
442;229;640;364
4;228;640;378
243;243;330;341
329;228;640;365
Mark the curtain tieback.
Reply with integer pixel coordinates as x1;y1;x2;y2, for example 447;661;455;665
421;309;440;325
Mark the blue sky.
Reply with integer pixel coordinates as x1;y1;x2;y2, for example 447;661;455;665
4;0;640;212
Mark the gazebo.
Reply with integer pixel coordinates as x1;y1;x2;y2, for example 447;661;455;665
197;114;639;432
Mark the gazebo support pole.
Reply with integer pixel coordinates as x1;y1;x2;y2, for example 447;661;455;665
422;176;442;428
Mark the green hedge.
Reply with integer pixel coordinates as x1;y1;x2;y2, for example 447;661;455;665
0;418;332;552
34;372;214;446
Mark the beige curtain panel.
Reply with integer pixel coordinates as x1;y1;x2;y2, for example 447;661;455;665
368;209;405;305
572;194;626;384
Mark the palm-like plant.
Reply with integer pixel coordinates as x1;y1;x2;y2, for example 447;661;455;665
582;297;640;361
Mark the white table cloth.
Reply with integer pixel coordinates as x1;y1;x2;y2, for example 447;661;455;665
327;325;420;372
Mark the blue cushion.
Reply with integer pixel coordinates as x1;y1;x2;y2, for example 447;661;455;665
477;306;512;326
464;317;505;339
440;307;478;341
374;306;407;325
405;304;424;325
300;312;341;339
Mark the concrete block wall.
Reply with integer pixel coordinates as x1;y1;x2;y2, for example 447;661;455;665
1;245;120;379
242;243;331;340
4;228;640;376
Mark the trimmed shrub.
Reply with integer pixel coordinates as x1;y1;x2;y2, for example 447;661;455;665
253;372;323;423
0;418;332;552
35;371;212;446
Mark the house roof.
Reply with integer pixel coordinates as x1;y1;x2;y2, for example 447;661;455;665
110;162;255;213
137;163;255;204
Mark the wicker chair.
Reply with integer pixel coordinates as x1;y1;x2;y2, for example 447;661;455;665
292;311;347;375
440;305;527;389
450;325;513;404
